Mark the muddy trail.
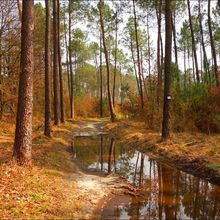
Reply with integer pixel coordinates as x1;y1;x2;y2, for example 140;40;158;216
73;120;108;137
71;120;220;220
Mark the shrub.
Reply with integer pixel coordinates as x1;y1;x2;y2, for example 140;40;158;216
173;84;220;133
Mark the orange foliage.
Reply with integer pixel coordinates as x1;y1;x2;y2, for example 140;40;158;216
75;95;99;118
209;86;220;97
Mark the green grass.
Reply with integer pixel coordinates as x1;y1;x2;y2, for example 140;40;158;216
43;168;63;177
29;192;49;202
38;205;48;212
206;162;220;171
46;152;63;166
209;145;218;156
34;137;45;145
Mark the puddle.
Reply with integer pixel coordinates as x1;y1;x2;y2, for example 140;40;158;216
72;135;220;219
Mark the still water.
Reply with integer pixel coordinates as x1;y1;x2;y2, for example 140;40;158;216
72;135;220;220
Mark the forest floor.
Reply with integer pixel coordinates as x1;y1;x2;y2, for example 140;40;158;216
1;117;220;218
0;117;137;219
105;119;220;184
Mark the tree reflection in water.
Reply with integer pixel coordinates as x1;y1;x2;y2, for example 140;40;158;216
73;135;220;219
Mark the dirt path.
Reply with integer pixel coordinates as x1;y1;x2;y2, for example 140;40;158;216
73;120;108;137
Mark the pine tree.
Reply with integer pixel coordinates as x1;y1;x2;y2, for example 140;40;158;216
44;0;52;137
162;0;172;140
13;0;34;165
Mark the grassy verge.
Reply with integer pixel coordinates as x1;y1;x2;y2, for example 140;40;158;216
0;119;91;219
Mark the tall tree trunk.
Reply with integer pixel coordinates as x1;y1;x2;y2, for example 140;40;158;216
94;52;99;98
63;10;71;106
171;10;178;66
200;42;203;73
160;32;164;74
192;49;196;82
208;0;219;86
0;31;3;119
57;0;64;123
156;0;162;104
69;1;74;119
17;0;22;21
188;46;192;88
171;10;180;88
50;45;53;95
187;0;200;83
130;38;140;95
53;0;60;125
44;0;51;137
74;54;78;92
112;10;118;107
99;31;103;117
133;0;144;109
120;66;123;106
140;49;148;96
146;12;152;91
198;0;210;85
13;0;34;165
162;0;172;141
184;44;187;91
187;44;191;89
99;0;116;122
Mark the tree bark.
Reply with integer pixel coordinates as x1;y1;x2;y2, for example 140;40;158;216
44;0;52;137
53;0;60;125
160;32;164;76
17;0;22;21
63;9;71;106
13;0;34;165
171;11;178;66
69;0;74;119
99;0;116;122
140;49;148;96
130;38;140;95
99;31;103;117
192;49;196;82
171;10;180;88
113;10;118;107
0;30;3;119
184;44;187;91
200;42;203;73
187;44;190;86
133;0;144;109
198;0;210;85
162;0;172;141
57;0;65;123
94;49;99;98
146;12;152;91
156;0;163;104
208;0;219;86
120;66;123;106
187;0;200;83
